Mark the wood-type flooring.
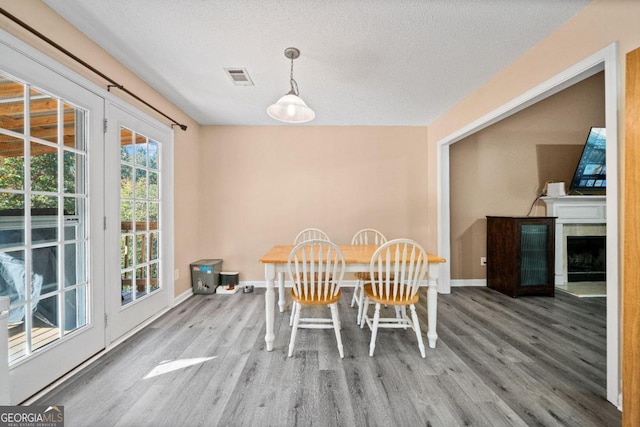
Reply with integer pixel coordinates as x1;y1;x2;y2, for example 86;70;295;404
34;287;620;426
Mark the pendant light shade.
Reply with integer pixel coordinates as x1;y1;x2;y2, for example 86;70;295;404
267;94;315;123
267;47;315;123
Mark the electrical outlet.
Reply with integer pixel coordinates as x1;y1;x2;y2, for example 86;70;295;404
174;269;180;280
480;257;487;266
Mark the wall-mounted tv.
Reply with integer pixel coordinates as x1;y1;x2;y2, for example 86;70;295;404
569;127;606;195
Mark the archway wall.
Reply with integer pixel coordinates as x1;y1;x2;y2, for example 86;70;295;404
448;73;605;281
426;0;640;249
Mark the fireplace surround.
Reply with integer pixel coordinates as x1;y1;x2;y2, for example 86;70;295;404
540;195;606;285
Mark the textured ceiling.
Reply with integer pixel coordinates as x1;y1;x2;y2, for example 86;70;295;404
43;0;592;126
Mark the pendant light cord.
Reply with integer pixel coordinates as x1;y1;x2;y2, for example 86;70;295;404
289;55;300;96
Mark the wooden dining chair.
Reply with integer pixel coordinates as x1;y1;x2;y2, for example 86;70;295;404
287;239;346;358
290;228;331;325
293;228;330;244
350;228;387;325
360;238;428;358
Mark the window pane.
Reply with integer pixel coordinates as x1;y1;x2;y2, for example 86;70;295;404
0;73;25;135
149;202;159;223
120;127;133;162
121;270;133;306
2;249;34;362
150;262;159;292
30;88;57;144
136;266;147;298
33;246;58;297
63;151;85;194
62;103;85;151
121;165;133;198
148;140;159;170
31;193;57;213
0;192;24;211
0;147;25;190
135;201;148;227
64;287;87;333
135;133;147;166
150;232;159;261
64;196;84;219
136;233;147;264
64;242;86;287
30;141;58;192
148;171;158;199
121;235;133;269
32;294;60;352
0;250;27;305
31;195;58;244
8;309;26;363
0;194;25;248
135;168;147;198
121;201;133;232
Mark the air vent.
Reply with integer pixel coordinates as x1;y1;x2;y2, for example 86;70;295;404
224;68;254;86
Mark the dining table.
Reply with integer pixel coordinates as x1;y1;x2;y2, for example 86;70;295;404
259;244;446;352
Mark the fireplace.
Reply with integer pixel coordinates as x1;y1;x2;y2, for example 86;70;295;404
540;195;606;285
566;235;606;282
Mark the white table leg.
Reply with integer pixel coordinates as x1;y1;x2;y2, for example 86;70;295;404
278;271;285;313
427;263;439;348
264;263;276;351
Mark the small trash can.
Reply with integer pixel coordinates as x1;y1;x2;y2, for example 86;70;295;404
190;259;222;294
219;271;239;291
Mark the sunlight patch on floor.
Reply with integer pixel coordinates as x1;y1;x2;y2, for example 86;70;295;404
144;357;217;379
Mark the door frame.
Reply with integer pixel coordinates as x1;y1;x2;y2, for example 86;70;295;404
437;43;620;406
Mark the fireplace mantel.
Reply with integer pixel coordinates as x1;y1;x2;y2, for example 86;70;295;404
540;195;606;285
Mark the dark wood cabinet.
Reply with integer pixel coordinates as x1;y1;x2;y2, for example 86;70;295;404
486;216;555;297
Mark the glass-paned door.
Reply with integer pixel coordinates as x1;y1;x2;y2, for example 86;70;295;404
105;104;171;344
0;38;105;404
0;76;90;362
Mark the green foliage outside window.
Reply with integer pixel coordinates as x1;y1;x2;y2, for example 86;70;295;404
0;151;79;214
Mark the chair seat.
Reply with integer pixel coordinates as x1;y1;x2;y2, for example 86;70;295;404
362;283;419;305
291;288;342;305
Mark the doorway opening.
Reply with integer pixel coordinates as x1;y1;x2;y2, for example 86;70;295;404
437;43;620;406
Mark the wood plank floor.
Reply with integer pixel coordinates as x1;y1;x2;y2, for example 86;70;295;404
34;287;621;426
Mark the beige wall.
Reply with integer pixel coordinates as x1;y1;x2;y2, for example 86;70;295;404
3;0;639;291
449;72;605;280
0;0;202;296
199;126;429;280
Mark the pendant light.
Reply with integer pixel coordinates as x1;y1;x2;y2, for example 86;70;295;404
267;47;315;123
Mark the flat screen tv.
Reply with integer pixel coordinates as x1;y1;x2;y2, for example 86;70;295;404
569;127;606;195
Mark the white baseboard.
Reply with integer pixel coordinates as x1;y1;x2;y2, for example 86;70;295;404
240;280;269;288
450;279;487;287
173;287;194;306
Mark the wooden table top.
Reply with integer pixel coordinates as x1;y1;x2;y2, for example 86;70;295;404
259;244;446;264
